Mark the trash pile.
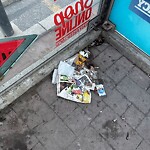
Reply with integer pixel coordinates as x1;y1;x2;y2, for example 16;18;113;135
52;48;106;103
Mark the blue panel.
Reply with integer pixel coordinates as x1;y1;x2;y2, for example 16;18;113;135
129;0;150;23
109;0;150;56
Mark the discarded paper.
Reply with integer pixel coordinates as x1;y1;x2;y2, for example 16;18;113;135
52;48;106;103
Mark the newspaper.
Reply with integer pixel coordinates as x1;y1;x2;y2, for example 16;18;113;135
96;84;106;96
53;50;106;103
57;75;91;103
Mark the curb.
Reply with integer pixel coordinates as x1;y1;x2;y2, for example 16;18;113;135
103;31;150;75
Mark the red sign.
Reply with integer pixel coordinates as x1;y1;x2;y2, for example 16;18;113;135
0;39;24;67
0;34;37;78
54;0;93;47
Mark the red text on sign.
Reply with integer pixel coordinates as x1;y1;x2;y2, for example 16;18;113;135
54;0;93;46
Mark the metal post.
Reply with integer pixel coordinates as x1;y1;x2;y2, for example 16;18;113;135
99;0;114;25
0;0;14;36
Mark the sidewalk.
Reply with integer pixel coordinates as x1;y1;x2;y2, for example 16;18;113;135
0;42;150;150
0;0;75;37
0;0;53;37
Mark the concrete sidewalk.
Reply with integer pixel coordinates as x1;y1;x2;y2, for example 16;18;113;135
1;0;20;7
0;0;76;37
0;42;150;150
0;0;59;37
0;0;149;112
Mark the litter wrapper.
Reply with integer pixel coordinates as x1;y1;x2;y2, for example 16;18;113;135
52;69;58;84
52;49;106;103
74;48;90;67
96;84;106;96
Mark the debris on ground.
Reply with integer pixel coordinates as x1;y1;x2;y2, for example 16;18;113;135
88;36;105;47
0;116;6;122
126;132;129;140
121;117;126;120
52;48;106;103
0;116;5;126
96;84;106;96
113;119;117;122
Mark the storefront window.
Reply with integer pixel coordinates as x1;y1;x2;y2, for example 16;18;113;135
45;0;102;51
0;0;102;83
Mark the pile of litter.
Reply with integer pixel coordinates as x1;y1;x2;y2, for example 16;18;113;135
52;48;106;103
